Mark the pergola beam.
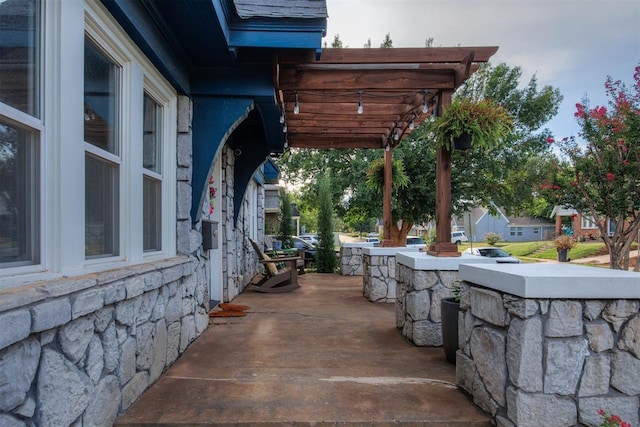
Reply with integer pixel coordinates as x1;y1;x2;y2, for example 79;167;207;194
274;47;498;255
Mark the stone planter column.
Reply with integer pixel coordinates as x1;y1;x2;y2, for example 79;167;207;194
456;263;640;427
395;253;495;346
339;242;375;276
362;247;419;303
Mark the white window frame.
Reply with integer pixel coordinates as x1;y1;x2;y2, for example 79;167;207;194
509;227;523;237
581;215;599;230
0;0;44;279
0;0;176;287
247;180;258;240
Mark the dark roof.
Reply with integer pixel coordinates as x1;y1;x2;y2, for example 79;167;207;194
233;0;327;19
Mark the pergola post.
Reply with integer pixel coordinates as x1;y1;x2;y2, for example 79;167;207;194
382;143;394;247
427;90;460;257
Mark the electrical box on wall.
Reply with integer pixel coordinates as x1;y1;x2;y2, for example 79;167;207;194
202;220;218;250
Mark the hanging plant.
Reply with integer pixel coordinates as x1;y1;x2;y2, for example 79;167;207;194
366;158;409;192
432;98;513;151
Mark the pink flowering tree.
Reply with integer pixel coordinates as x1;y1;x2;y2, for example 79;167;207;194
550;65;640;270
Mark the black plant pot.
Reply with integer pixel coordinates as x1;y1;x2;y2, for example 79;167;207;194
557;248;569;262
441;297;460;364
453;132;472;150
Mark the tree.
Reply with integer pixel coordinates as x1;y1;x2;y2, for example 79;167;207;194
316;173;338;272
379;33;393;48
551;65;640;270
278;188;294;249
331;34;343;48
363;38;371;49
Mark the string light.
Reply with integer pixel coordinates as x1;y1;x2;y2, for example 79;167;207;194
393;129;399;141
409;115;415;130
283;123;287;133
293;92;299;114
385;143;390;152
357;91;364;114
422;90;429;113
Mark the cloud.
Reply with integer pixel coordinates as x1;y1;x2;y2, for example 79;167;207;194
324;0;640;139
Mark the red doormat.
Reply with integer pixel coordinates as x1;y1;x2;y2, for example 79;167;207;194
219;303;250;311
209;310;246;317
209;303;250;317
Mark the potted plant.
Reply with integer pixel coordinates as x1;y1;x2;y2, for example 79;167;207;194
554;235;577;262
441;282;461;363
432;98;513;151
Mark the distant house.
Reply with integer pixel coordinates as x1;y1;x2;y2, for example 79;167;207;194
456;206;555;242
550;206;615;240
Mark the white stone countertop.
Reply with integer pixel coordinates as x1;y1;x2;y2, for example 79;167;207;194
459;263;640;299
363;247;420;255
340;242;376;248
396;253;496;270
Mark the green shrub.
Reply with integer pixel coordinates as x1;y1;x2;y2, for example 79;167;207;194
484;232;502;246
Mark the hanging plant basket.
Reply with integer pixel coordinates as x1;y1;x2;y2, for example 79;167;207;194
453;132;472;150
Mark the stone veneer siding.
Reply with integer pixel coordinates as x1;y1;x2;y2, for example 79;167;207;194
394;253;495;346
456;281;640;427
0;257;208;426
363;248;418;303
339;243;374;276
0;95;262;425
395;263;461;346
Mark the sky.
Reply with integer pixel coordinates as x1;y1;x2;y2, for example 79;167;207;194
323;0;640;140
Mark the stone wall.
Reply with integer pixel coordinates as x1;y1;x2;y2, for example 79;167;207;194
363;248;418;303
0;93;265;426
0;257;208;426
395;263;461;346
456;284;640;427
339;243;374;276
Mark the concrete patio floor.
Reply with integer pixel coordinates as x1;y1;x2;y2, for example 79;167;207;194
115;273;491;426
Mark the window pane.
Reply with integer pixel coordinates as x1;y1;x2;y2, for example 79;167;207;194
84;38;118;154
0;0;40;117
85;154;119;258
0;117;39;266
143;93;161;173
143;176;161;252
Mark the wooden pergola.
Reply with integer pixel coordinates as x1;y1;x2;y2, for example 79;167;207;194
274;47;498;255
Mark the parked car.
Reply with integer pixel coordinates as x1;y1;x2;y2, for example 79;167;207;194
364;237;380;246
451;231;469;245
291;236;317;265
406;236;427;250
298;234;319;245
462;247;521;263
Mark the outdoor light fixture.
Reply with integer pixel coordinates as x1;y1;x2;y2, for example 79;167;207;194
283;123;287;133
293;93;299;114
422;90;430;114
394;130;399;141
357;91;364;114
409;115;415;130
385;143;390;152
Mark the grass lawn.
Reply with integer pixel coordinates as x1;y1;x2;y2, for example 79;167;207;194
459;240;611;262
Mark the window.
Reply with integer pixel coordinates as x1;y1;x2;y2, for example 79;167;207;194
142;93;162;252
84;36;120;258
0;118;40;266
0;0;41;269
533;227;540;234
0;0;40;117
581;215;598;229
509;227;523;236
1;0;177;281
